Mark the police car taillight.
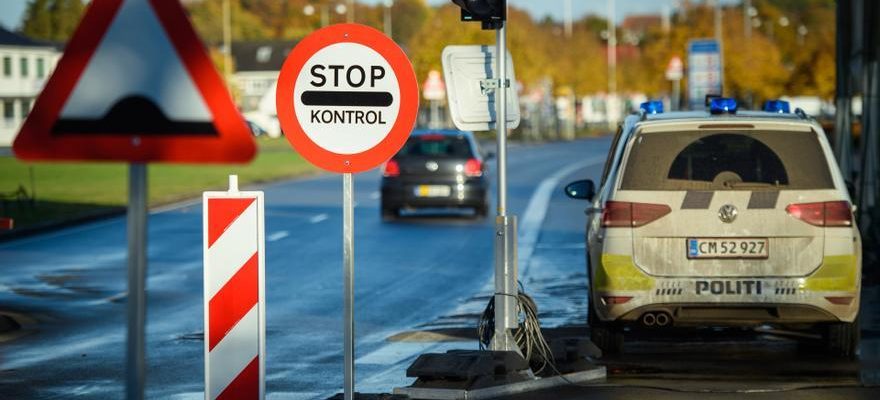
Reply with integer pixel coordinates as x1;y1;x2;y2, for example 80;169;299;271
709;97;738;114
785;201;852;227
602;201;672;227
763;99;791;113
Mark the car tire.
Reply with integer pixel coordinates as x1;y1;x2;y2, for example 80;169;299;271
826;317;859;359
381;203;398;221
475;202;489;219
588;299;623;356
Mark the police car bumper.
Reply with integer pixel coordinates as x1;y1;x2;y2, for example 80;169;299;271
593;255;861;325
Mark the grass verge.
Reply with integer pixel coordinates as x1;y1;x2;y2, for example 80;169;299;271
0;139;316;233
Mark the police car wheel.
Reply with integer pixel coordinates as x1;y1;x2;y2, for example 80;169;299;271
588;303;623;355
826;318;860;359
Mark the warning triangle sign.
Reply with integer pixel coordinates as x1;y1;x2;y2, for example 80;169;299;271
13;0;256;163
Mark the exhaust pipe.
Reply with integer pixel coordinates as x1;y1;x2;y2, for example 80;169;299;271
655;312;671;327
641;312;656;327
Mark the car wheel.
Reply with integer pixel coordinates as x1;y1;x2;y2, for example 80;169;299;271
475;202;489;219
826;317;859;358
381;203;398;221
588;298;623;356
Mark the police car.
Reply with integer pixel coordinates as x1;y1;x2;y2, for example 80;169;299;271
565;99;862;357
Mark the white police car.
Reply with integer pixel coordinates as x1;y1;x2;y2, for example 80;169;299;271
565;99;862;357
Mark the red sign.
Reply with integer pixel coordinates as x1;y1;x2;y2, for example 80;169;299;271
13;0;255;163
276;24;418;173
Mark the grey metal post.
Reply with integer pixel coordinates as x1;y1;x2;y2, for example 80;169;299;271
490;17;519;353
834;0;853;181
671;78;681;111
859;61;879;227
126;163;147;400
343;173;355;400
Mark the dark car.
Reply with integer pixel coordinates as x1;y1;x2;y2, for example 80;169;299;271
380;130;490;220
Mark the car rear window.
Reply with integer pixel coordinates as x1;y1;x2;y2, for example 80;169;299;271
398;134;474;158
620;130;835;190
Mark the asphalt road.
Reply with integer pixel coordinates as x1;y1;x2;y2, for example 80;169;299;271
1;137;878;399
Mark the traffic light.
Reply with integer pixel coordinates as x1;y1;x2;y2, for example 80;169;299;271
451;0;506;30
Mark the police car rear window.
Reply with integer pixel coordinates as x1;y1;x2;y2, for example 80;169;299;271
620;131;835;190
398;135;473;158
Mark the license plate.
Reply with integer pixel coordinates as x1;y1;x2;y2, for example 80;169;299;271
687;238;769;259
414;185;451;197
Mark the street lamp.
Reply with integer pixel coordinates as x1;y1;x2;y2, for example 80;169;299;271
303;3;349;28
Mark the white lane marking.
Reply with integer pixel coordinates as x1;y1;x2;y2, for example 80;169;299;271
369;191;380;200
309;214;329;224
267;231;289;242
517;156;605;276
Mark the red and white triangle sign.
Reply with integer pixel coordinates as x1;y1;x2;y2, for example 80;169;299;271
13;0;256;163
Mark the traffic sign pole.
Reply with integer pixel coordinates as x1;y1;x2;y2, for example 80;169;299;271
490;16;519;354
343;173;355;400
126;163;148;400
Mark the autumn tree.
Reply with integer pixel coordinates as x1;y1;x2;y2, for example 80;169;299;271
21;0;84;42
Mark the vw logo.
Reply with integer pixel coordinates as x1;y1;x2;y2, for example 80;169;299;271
425;161;439;172
718;204;738;223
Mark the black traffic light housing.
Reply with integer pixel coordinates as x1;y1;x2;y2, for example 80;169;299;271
451;0;506;30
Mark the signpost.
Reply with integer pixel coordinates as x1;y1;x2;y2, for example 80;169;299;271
665;56;683;111
12;1;255;399
687;39;723;109
276;23;418;400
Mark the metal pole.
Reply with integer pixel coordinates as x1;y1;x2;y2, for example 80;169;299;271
490;16;519;354
343;173;355;400
564;0;572;38
126;163;147;400
607;0;617;130
222;0;232;84
384;0;393;38
834;0;853;181
347;0;354;23
744;0;752;40
672;78;681;111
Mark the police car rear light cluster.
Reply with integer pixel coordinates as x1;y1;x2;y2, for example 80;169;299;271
464;158;483;177
601;296;633;305
709;97;738;114
763;99;791;113
785;201;852;227
639;100;664;114
825;296;855;305
602;201;672;228
383;159;400;177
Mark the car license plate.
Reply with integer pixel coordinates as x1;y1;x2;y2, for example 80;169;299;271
687;238;769;259
414;185;451;197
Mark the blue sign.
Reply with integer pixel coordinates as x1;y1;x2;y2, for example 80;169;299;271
687;39;723;110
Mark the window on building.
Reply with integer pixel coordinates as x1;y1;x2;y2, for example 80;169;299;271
3;100;15;123
2;57;10;77
20;57;29;77
36;58;45;78
21;99;32;118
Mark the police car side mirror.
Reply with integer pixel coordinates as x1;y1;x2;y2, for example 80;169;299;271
484;150;495;160
565;179;595;201
845;180;856;200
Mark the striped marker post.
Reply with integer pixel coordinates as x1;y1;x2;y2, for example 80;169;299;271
203;175;265;400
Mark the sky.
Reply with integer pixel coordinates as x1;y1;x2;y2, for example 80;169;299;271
0;0;741;32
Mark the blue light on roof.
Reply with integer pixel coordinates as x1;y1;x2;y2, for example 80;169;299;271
763;100;791;113
709;97;738;114
639;100;664;114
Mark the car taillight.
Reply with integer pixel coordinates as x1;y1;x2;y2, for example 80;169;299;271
464;158;482;177
602;201;671;227
786;201;852;227
601;296;633;305
383;160;400;177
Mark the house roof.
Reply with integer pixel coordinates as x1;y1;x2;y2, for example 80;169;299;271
231;41;297;72
0;26;56;48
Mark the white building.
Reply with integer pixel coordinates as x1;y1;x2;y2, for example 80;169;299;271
0;27;61;147
231;41;294;137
